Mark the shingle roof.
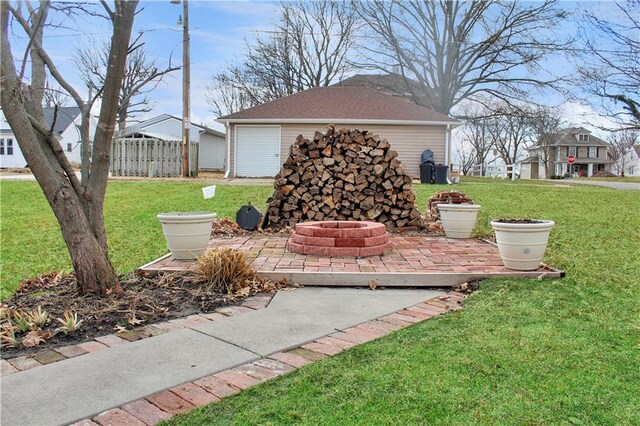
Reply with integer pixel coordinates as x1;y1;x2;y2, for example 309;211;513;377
42;107;80;135
549;128;609;147
218;87;458;124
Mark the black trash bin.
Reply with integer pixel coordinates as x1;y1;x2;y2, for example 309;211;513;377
434;164;449;184
420;149;436;184
420;163;434;184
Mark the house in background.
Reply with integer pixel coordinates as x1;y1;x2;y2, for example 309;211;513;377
610;145;640;177
520;127;610;179
115;114;226;171
216;86;459;178
0;107;93;168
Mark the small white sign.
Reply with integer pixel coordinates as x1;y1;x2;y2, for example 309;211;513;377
202;185;216;199
184;118;191;129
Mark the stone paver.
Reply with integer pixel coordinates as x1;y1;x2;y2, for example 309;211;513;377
94;334;128;347
193;375;240;398
1;359;19;376
76;341;109;353
54;344;89;358
269;351;313;368
170;383;220;406
93;408;145;426
6;356;42;371
146;391;194;415
121;399;171;425
32;349;67;365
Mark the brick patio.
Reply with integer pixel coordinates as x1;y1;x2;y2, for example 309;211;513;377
139;235;563;286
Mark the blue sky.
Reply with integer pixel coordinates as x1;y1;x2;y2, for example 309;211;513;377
7;1;626;133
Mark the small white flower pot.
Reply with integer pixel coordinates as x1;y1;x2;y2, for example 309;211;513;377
490;219;555;271
437;204;481;238
157;212;217;260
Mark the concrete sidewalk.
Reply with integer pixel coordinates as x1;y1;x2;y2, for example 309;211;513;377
1;288;443;426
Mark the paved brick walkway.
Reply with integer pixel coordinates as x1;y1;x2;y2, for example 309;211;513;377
142;235;549;275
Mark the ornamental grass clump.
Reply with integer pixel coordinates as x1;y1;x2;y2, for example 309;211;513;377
194;248;253;294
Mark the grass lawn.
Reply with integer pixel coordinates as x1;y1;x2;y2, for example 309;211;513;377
2;179;639;424
0;181;273;298
162;180;638;425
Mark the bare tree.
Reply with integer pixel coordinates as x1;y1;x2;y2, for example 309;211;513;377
207;0;359;114
577;0;640;130
355;0;568;115
42;80;70;108
491;105;532;170
1;1;138;294
458;102;497;175
452;139;477;176
528;107;563;178
608;130;639;176
76;38;179;130
204;69;254;117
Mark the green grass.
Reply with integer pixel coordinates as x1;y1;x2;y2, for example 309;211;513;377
2;179;639;424
0;181;273;298
163;180;639;425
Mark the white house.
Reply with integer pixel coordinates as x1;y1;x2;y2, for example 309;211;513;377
116;114;226;171
610;145;640;177
0;107;93;168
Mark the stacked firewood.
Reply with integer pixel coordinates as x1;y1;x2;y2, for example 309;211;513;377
262;125;423;230
426;191;474;221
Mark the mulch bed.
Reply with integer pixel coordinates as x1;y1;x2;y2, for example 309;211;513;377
1;270;288;359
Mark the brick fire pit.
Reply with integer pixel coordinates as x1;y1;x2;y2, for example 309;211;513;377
287;221;393;257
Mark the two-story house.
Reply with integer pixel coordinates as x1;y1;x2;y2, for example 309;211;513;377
520;127;610;179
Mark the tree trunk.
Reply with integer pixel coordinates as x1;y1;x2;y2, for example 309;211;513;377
0;1;137;295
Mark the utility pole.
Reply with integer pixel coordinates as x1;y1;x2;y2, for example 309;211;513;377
178;0;190;177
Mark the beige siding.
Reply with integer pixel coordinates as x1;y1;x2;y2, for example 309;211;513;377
280;123;446;177
229;123;447;177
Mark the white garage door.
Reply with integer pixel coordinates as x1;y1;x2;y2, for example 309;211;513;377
235;126;281;177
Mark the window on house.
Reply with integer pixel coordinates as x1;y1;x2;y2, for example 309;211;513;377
629;166;635;175
492;149;498;156
588;147;597;158
67;143;73;152
0;139;4;155
6;139;13;155
556;149;560;161
568;146;577;157
579;134;589;142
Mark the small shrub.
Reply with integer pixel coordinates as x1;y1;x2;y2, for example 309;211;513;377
194;248;253;294
12;311;34;332
26;306;49;329
0;324;19;348
55;311;84;334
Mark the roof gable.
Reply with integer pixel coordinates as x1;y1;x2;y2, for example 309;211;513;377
218;87;457;125
42;107;81;135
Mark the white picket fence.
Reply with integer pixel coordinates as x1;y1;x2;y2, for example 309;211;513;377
463;163;519;180
110;138;199;177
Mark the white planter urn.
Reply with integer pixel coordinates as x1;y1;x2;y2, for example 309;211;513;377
157;212;217;260
490;219;555;271
437;204;481;238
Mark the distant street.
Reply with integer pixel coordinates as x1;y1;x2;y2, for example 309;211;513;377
565;180;640;191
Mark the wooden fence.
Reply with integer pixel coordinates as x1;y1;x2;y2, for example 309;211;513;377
110;138;199;177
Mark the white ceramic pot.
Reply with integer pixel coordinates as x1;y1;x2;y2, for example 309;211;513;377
157;212;217;260
490;219;555;271
437;204;481;238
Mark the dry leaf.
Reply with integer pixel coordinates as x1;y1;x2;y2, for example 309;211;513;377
369;280;378;290
127;316;144;326
114;325;128;334
21;330;50;347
